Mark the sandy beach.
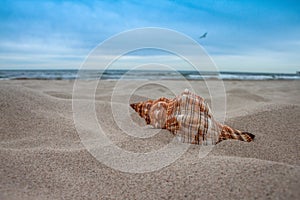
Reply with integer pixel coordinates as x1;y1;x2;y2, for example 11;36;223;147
0;80;299;199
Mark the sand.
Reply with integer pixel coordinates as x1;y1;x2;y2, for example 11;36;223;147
0;80;299;199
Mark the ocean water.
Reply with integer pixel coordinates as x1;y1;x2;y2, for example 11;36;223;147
0;70;299;80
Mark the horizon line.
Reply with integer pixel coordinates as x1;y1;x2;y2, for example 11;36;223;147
0;68;299;75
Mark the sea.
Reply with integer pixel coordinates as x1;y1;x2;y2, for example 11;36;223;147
0;70;299;80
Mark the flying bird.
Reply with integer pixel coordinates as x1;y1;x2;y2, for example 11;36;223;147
199;32;207;39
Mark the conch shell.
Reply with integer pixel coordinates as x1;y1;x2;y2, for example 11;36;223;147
130;89;254;145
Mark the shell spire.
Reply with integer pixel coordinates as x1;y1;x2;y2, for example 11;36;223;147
130;100;153;124
130;90;254;145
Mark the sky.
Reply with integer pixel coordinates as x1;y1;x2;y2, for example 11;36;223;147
0;0;300;72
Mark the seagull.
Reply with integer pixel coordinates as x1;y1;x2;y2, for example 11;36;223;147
199;32;207;39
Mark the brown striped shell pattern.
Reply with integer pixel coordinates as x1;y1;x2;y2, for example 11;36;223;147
130;89;255;145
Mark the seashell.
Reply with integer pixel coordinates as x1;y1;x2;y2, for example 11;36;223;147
130;89;255;145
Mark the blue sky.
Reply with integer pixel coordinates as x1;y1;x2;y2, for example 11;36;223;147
0;0;299;72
